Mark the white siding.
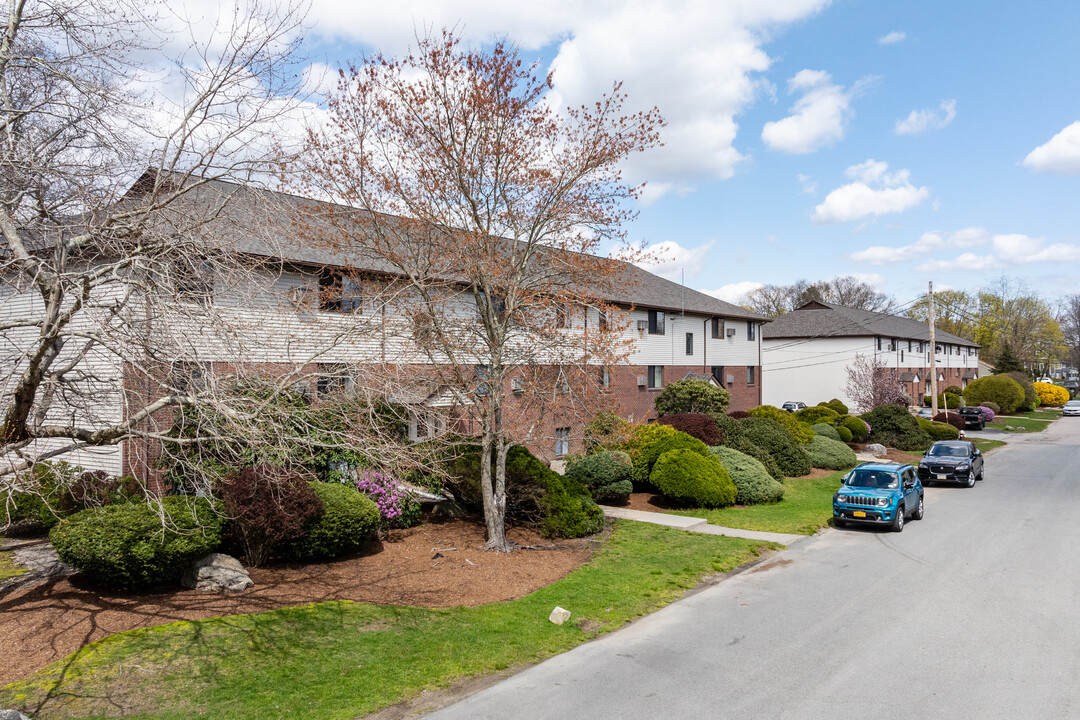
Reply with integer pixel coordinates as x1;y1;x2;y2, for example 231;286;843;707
762;336;873;409
626;310;760;367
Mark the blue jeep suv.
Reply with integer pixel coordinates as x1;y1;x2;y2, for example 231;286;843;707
833;462;924;532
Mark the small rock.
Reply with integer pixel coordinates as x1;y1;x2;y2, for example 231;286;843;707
430;501;468;519
549;606;571;625
0;710;32;720
181;553;253;593
865;443;887;457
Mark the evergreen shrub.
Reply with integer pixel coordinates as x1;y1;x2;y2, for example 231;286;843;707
811;423;842;441
50;497;222;588
918;418;960;441
649;449;737;508
839;415;870;442
654;379;731;415
923;393;962;410
980;401;1001;416
963;375;1025;414
804;435;858;471
565;451;634;502
738;418;812;477
284;482;380;560
859;405;931;451
709;446;784;504
823;399;849;415
657;413;724;446
795;406;840;425
748;405;815;443
836;425;853;443
629;428;709;484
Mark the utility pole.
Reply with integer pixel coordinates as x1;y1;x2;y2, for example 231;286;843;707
929;281;938;416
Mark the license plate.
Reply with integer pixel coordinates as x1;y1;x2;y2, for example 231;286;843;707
937;474;947;480
853;511;866;518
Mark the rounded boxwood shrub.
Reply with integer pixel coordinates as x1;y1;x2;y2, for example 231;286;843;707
654;378;731;415
1005;372;1039;411
804;435;858;471
823;398;849;415
918;417;960;441
943;385;963;396
980;401;1001;415
811;423;841;441
1033;382;1069;407
837;415;869;442
50;497;223;588
566;450;634;502
656;413;723;446
933;412;965;430
923;393;962;410
630;428;709;484
835;425;853;443
649;449;736;507
963;375;1025;414
709;446;784;504
859;405;931;451
738;417;812;477
748;405;815;444
540;472;605;538
795;406;840;425
284;482;380;561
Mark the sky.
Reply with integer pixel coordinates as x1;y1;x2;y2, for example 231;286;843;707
185;0;1080;309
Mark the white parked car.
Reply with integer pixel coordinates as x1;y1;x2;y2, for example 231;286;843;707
1063;400;1080;417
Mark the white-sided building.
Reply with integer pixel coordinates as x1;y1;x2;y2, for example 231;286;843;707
761;301;980;409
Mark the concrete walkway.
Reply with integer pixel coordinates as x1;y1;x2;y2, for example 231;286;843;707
598;505;805;545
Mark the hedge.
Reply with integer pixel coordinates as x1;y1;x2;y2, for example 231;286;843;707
963;375;1025;414
709;446;784;505
649;449;737;508
656;413;724;445
565;450;634;502
811;423;842;441
795;406;840;425
918;417;960;441
738;417;812;477
859;405;931;451
50;497;223;588
1033;382;1069;407
804;435;858;471
283;482;381;560
748;405;815;443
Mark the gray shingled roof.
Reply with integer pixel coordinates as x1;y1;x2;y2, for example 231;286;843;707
144;175;765;322
761;301;979;347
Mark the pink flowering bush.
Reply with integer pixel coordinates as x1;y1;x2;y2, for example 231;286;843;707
977;406;996;422
356;470;419;527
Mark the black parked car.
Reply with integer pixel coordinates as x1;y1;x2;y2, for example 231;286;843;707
917;441;984;488
956;406;986;430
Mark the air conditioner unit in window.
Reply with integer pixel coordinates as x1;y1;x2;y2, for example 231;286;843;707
636;376;648;387
726;375;735;384
512;378;524;394
726;328;736;337
636;320;648;331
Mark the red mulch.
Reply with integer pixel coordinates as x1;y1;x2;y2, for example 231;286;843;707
850;444;923;464
0;518;594;687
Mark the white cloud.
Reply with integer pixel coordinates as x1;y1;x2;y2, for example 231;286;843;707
797;173;817;195
301;0;833;196
849;228;1080;272
916;253;1002;273
849;227;990;265
761;70;871;154
878;31;905;45
848;272;884;286
702;281;763;304
895;99;956;135
635;240;714;281
812;160;929;224
1022;121;1080;175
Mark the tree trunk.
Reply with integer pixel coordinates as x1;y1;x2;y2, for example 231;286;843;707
479;419;511;552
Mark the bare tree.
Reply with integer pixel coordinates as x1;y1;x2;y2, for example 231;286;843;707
741;276;895;317
291;31;662;551
0;0;367;499
844;353;907;414
1058;294;1080;373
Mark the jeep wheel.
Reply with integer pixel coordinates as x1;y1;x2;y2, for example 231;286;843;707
913;495;924;520
892;506;905;532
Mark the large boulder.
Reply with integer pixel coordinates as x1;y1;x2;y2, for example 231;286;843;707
865;443;887;457
0;710;32;720
182;553;253;593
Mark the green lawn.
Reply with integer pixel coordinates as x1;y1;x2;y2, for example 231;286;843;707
0;549;31;582
1014;409;1062;420
1;521;777;720
987;416;1052;432
666;471;845;536
972;438;1007;453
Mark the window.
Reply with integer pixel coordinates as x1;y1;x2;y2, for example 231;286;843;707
648;309;665;335
175;261;214;303
598;310;609;332
888;339;897;351
711;317;722;339
410;412;447;443
555;304;571;329
901;350;905;362
908;340;913;351
711;366;725;387
877;337;883;351
319;271;362;313
746;366;756;385
475;364;490;396
747;321;756;341
317;363;352;397
647;365;663;389
598;367;610;389
685;332;694;356
171;361;209;393
555;427;570;458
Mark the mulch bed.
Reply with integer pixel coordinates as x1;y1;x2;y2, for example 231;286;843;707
0;517;594;687
850;444;923;464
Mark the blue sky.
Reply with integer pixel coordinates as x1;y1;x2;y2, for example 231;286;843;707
289;0;1080;308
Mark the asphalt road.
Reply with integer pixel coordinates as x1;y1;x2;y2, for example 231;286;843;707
428;418;1080;720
